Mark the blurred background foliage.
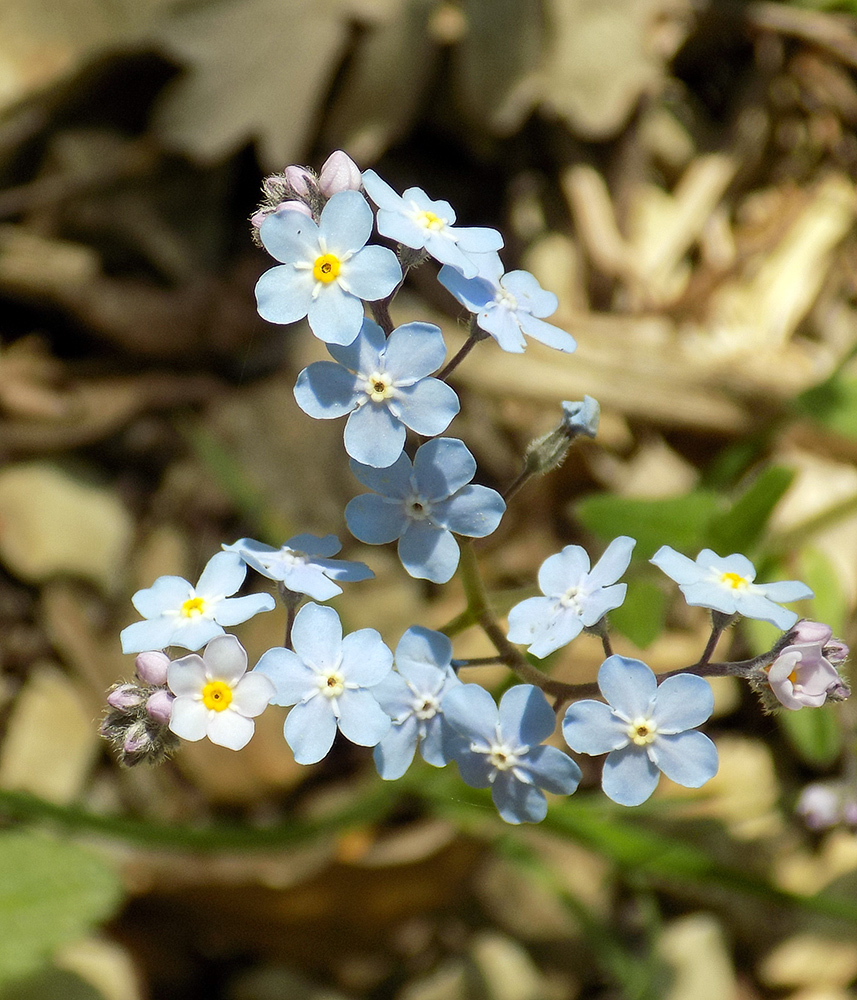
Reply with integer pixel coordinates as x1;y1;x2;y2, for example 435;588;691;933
3;0;857;997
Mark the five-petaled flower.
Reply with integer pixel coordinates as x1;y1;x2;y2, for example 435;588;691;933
765;620;850;710
167;634;275;751
255;189;402;345
293;318;460;467
253;603;392;764
438;252;576;353
119;551;276;654
562;655;718;807
443;683;582;824
345;437;506;584
223;533;373;601
361;170;503;278
650;546;813;630
372;626;462;780
507;536;635;658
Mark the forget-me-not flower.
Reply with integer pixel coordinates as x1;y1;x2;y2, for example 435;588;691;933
253;603;392;764
223;533;373;601
120;552;276;654
345;437;506;584
651;546;813;630
507;536;635;658
293;318;460;467
372;626;462;780
443;683;582;824
361;170;503;278
438;252;576;353
562;655;718;806
255;189;402;345
168;634;275;751
765;620;850;710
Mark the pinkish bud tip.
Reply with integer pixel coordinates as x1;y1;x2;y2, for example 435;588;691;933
283;165;315;197
146;689;175;725
273;200;313;220
107;684;144;710
318;150;362;197
135;650;170;686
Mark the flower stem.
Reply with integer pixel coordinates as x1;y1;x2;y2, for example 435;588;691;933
438;318;490;381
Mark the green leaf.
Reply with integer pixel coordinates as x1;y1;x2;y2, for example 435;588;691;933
778;704;843;768
707;466;795;555
609;580;666;649
798;546;848;634
1;967;104;1000
0;832;123;984
575;492;724;560
795;374;857;438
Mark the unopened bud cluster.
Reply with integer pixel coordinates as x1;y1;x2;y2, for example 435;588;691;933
100;651;179;766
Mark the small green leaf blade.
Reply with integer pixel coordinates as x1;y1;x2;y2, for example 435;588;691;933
707;466;795;555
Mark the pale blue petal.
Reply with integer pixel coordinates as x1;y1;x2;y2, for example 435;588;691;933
259;211;318;262
306;283;364;345
453;226;504;254
166;617;225;652
442;683;498;744
371;672;412;718
597;656;657;718
651;731;718;788
586;536;636;590
255;265;313;324
437;266;495;312
700;550;756;579
537;546;591;596
312;556;373;583
374;717;420;779
434;485;505;538
131;575;191;618
360;169;402;211
455;751;493;789
516;314;576;352
602;746;660;806
650;546;702;584
120;616;184;654
522;744;582;795
562;700;627;754
168;699;208;742
346;494;408;544
349;451;413;496
281;564;341;600
395;626;453;675
492;774;547;825
389;379;459;436
506;596;557;644
424;234;480;277
377;211;435;251
336;688;391;746
479;309;527;352
523;610;584;659
285;698;337;764
294;362;361;419
578;583;627;626
402;187;456;219
253;647;313;706
762;580;814;602
398;522;459;583
341;627;392;686
733;592;798;629
498;685;555;746
326;318;385;372
653;674;714;732
420;717;456;766
213;592;275;626
344;245;402;301
291;603;342;669
500;271;557;316
196;551;246;597
287;533;341;557
382;323;447;381
680;581;739;615
207;711;255;751
344;403;405;468
413;438;475;499
318;190;372;252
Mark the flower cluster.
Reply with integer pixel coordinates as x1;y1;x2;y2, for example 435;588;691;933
102;151;850;830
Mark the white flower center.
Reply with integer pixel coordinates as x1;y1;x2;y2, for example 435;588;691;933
559;585;583;612
626;715;658;746
364;370;394;402
411;692;440;721
319;669;346;699
404;493;433;521
495;287;518;311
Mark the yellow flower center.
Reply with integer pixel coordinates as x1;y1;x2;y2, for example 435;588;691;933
321;670;345;699
627;716;657;746
720;571;748;589
181;596;207;618
414;210;446;231
365;371;394;402
313;253;341;283
202;680;233;711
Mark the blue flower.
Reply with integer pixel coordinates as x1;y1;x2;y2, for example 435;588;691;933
293;318;460;468
443;683;582;824
120;552;276;654
345;437;506;584
361;170;503;278
507;536;635;658
562;655;718;807
438;252;576;353
223;533;373;601
651;546;813;630
561;397;600;439
372;626;462;779
255;190;402;346
253;603;392;764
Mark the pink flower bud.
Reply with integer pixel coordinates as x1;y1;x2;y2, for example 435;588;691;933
250;209;268;229
283;165;315;197
796;783;841;830
146;689;175;725
273;200;313;220
825;640;849;666
107;684;144;710
789;620;833;645
318;150;362;197
767;640;848;710
123;723;151;755
135;650;170;686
